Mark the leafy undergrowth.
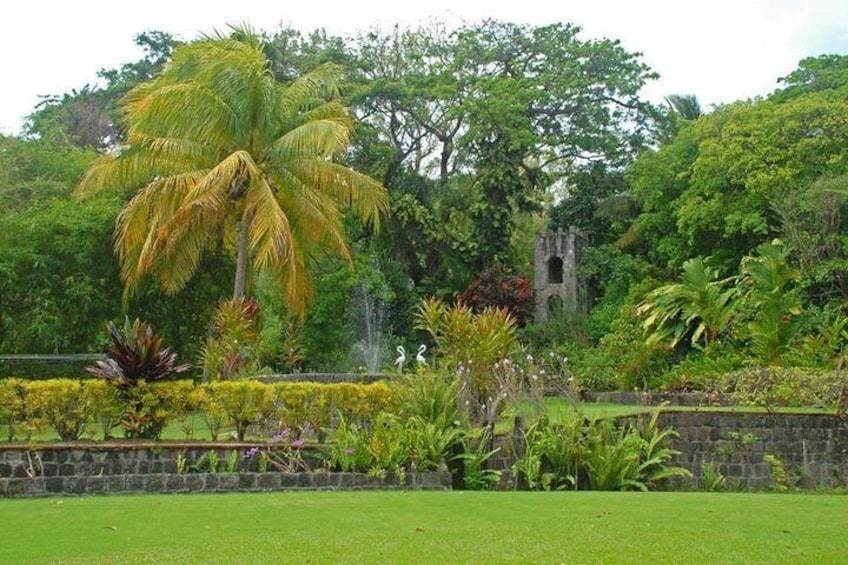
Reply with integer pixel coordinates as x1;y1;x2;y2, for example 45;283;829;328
0;491;845;563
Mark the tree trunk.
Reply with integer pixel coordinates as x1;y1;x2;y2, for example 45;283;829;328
233;208;255;299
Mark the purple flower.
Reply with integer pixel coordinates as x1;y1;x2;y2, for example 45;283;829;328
345;447;356;456
243;447;260;459
274;429;290;441
290;439;305;449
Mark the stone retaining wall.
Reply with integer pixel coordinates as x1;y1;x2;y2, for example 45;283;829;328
633;411;848;489
0;442;277;478
0;471;451;498
487;411;848;490
0;442;450;497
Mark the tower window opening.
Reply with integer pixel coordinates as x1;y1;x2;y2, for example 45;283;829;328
548;256;563;284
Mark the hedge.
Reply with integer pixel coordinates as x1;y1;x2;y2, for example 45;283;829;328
0;379;397;442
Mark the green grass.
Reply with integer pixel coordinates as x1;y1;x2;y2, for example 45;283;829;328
0;491;845;563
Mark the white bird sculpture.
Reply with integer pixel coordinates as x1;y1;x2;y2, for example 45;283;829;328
395;345;407;375
416;344;427;366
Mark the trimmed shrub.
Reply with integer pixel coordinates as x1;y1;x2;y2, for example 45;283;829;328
0;379;398;442
0;378;26;441
25;379;95;440
197;381;274;441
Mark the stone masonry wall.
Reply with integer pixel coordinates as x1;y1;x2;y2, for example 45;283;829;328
0;443;451;497
628;411;848;489
489;412;848;490
0;471;451;498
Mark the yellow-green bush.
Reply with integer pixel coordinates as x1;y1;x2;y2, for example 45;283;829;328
0;378;397;442
197;381;274;440
25;379;96;441
0;378;26;441
721;366;844;410
270;382;397;432
84;379;124;440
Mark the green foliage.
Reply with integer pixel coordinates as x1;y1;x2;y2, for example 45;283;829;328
638;257;738;349
773;54;848;102
392;373;460;430
658;342;747;392
626;79;848;271
0;379;26;441
456;427;502;490
0;193;122;353
573;280;672;391
0;379;397;442
738;241;802;362
297;259;355;371
416;298;519;374
118;380;195;439
763;454;790;493
579;244;653;341
0;135;98;213
324;412;460;478
76;29;388;314
720;366;845;411
513;409;690;491
549;163;632;242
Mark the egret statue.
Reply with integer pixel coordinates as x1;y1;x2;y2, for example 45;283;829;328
416;344;427;366
395;345;407;375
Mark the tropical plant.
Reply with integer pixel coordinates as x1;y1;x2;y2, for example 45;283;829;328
638;257;738;349
85;318;191;388
415;298;519;423
456;427;502;490
392;373;460;430
739;241;802;362
75;28;388;315
201;297;262;380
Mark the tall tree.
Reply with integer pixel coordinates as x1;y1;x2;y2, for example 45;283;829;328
26;32;178;151
76;30;388;316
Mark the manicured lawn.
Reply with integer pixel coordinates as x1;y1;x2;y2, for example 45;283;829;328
0;491;845;563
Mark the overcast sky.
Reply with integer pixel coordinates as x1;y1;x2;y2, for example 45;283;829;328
2;0;846;135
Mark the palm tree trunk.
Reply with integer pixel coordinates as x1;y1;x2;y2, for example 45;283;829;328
233;208;255;299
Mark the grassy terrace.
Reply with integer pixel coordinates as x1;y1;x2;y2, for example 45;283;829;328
1;400;838;443
0;491;845;563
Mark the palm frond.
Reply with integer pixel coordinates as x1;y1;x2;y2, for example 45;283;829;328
287;160;389;229
266;117;353;159
243;175;294;271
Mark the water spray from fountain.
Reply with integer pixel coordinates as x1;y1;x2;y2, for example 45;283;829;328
350;280;388;375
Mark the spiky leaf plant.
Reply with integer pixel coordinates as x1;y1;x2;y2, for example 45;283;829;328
86;318;191;388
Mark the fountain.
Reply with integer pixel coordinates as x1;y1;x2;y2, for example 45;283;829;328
350;282;388;375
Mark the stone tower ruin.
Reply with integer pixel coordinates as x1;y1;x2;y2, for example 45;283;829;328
533;228;588;322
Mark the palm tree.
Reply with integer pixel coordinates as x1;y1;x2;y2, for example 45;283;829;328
76;29;388;316
664;94;702;120
638;257;737;349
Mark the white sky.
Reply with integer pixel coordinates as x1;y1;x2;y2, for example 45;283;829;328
2;0;846;135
